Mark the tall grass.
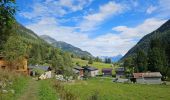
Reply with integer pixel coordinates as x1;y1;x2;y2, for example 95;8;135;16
38;79;58;100
54;81;77;100
64;78;170;100
0;69;29;100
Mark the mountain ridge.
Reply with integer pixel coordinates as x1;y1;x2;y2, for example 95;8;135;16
121;19;170;61
40;35;93;57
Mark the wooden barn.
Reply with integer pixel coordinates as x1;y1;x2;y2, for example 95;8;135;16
0;55;28;74
73;66;84;77
133;72;162;84
102;68;112;76
115;67;125;78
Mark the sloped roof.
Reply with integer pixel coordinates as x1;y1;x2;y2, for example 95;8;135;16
115;67;125;72
102;68;112;72
87;67;98;71
74;67;84;70
28;65;49;71
133;72;162;78
82;66;98;71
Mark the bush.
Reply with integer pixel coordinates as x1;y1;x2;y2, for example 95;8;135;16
88;90;99;100
54;81;77;100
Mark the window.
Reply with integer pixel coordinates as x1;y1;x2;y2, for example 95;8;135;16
1;66;6;69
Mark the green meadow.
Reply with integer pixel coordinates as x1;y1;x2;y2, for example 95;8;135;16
72;58;117;74
64;78;170;100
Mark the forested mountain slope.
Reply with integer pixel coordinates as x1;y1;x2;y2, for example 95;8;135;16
2;22;73;71
40;35;93;57
121;20;170;61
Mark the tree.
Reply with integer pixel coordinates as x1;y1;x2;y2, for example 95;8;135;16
88;57;93;64
62;52;72;68
147;39;168;80
94;56;102;62
105;58;112;64
123;57;134;73
0;0;16;50
165;44;170;78
4;35;28;69
134;49;147;72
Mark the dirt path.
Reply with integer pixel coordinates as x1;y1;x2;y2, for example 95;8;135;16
18;79;39;100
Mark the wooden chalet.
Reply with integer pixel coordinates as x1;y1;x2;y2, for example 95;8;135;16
0;54;28;74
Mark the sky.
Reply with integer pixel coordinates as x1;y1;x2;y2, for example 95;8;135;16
15;0;170;57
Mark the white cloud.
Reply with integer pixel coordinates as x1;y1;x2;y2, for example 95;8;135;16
112;18;166;39
146;5;157;14
20;0;93;19
157;0;170;18
19;0;169;57
79;1;125;32
26;17;89;46
26;17;166;57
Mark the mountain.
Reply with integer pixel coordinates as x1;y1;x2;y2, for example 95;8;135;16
100;54;123;62
40;35;93;57
111;55;123;62
9;22;73;66
121;19;170;61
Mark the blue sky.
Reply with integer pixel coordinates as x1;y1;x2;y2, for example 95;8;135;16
16;0;170;57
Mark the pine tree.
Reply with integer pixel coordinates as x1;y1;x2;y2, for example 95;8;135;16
123;57;134;73
147;39;168;80
0;0;16;50
135;49;147;72
88;57;93;64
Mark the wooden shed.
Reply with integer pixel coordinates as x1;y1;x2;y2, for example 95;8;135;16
73;67;84;77
133;72;162;84
115;67;125;78
102;68;112;76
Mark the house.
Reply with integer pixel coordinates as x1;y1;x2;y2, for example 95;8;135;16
115;67;125;78
28;65;50;76
0;55;28;74
133;72;162;84
102;68;112;76
82;66;99;77
73;66;84;77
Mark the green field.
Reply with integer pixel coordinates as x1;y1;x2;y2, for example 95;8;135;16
64;78;170;100
72;58;116;74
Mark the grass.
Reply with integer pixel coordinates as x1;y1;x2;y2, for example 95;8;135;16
38;79;58;100
0;69;29;100
72;58;116;74
64;78;170;100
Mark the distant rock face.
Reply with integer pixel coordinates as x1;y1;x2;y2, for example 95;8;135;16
40;35;93;57
121;20;170;61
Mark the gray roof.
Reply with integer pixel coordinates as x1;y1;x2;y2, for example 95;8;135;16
74;67;84;70
82;66;98;71
28;65;49;71
115;67;125;72
133;72;162;78
87;67;98;71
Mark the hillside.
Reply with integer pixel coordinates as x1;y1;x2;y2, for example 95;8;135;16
121;19;170;61
1;22;73;70
40;35;93;57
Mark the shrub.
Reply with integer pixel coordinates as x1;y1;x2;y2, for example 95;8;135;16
54;81;77;100
88;90;99;100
